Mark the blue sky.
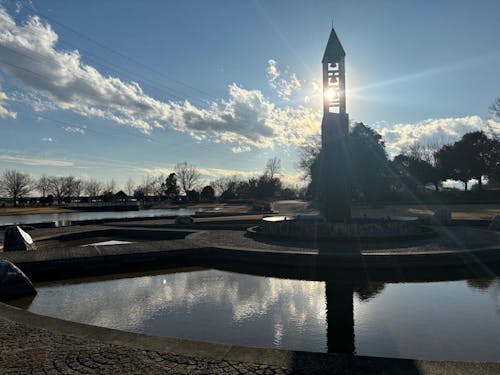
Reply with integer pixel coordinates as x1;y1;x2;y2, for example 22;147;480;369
0;0;499;189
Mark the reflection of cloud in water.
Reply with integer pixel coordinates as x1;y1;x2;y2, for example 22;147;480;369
28;270;327;352
490;280;500;314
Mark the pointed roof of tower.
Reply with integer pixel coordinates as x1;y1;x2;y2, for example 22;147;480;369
322;27;345;62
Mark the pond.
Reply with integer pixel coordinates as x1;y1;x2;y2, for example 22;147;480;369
9;269;500;361
0;208;203;226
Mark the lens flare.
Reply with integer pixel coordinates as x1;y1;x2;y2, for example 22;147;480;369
325;88;338;102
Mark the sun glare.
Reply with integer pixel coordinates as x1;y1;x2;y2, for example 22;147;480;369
324;87;338;102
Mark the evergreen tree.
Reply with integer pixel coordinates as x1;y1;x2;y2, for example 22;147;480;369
162;173;180;199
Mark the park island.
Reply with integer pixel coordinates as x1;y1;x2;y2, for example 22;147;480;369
1;4;500;374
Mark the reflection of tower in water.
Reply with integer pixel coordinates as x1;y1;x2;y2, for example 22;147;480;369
325;281;355;354
324;281;386;354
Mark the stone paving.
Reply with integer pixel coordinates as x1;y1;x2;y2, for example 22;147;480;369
0;317;289;375
189;226;500;254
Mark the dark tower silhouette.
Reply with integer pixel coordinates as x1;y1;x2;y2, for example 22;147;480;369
320;27;351;222
325;281;355;354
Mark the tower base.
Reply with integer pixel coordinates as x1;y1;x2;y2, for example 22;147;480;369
319;113;351;222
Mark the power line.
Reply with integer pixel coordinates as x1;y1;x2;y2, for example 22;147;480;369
0;56;188;143
33;8;219;102
0;33;208;106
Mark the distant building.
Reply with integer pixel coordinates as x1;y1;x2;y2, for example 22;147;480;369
114;190;128;202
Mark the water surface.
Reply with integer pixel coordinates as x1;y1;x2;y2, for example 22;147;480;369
11;269;500;361
0;208;203;226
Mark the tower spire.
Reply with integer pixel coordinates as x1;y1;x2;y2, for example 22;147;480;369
322;26;346;63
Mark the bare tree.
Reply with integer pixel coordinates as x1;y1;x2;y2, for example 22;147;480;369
298;135;320;180
125;178;135;197
406;142;444;165
141;175;153;197
210;176;240;196
490;98;500;120
0;170;34;206
61;176;82;201
85;179;103;200
104;179;117;194
488;98;500;140
265;157;281;179
150;175;164;198
72;178;83;200
36;174;50;197
47;176;67;205
175;162;201;194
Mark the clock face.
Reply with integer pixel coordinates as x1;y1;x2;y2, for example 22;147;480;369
325;62;341;114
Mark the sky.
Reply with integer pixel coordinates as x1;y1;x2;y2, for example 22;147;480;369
0;0;499;190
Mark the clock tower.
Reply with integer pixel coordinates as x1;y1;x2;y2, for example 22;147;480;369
320;27;351;222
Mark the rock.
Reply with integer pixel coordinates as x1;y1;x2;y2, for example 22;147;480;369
252;202;272;213
433;208;452;225
489;215;500;230
175;216;194;226
3;226;36;252
0;260;36;301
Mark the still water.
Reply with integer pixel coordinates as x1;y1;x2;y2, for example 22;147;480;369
0;208;202;226
12;269;500;361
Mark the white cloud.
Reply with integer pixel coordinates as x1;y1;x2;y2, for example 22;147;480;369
41;137;54;142
169;83;320;148
0;90;17;119
10;90;56;112
0;7;170;133
63;126;85;135
0;154;73;166
231;146;251;153
0;8;319;149
15;2;21;14
377;116;500;156
266;59;280;82
266;59;302;101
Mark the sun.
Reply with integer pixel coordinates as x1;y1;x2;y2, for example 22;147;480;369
324;87;338;102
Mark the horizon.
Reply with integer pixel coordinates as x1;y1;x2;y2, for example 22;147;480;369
0;0;499;190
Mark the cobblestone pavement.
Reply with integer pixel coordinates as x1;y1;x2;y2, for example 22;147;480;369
0;318;289;375
189;227;500;253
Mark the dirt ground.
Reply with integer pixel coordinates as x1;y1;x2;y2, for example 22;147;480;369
272;200;500;220
0;201;498;220
0;206;75;216
352;204;500;220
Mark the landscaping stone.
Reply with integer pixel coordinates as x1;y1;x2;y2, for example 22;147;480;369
175;216;194;226
3;225;36;251
489;215;500;231
433;208;452;225
0;260;36;301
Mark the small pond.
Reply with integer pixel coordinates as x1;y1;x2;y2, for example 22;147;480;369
9;269;500;361
0;208;203;226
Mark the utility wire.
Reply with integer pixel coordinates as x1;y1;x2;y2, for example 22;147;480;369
0;35;208;106
34;8;219;102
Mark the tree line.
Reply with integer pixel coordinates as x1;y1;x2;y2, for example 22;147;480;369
302;123;500;204
0;159;300;206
